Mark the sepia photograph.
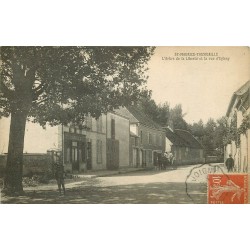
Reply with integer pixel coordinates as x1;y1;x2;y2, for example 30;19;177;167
0;46;249;204
1;1;250;250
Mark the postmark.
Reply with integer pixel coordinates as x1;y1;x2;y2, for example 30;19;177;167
208;174;248;204
185;163;226;203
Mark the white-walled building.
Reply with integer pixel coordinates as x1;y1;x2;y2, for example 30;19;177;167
225;80;250;173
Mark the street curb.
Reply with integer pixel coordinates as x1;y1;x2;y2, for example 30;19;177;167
87;168;146;178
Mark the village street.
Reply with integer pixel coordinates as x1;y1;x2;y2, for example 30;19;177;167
1;163;223;204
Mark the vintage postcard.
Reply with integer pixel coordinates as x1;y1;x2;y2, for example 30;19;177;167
0;46;249;204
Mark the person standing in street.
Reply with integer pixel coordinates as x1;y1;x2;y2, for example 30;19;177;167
225;154;234;172
55;162;66;196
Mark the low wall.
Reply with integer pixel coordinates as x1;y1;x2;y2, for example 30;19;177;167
0;154;53;177
175;158;206;165
205;156;223;164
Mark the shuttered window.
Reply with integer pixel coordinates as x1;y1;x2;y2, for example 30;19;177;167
97;140;102;164
111;119;115;139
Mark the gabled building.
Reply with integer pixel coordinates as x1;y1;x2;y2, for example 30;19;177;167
164;127;204;165
116;106;165;168
225;80;250;173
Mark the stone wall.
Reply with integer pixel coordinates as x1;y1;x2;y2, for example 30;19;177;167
0;153;52;177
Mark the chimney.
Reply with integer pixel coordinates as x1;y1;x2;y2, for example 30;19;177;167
168;120;174;131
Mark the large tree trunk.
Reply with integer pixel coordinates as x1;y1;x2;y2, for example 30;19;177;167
3;110;28;195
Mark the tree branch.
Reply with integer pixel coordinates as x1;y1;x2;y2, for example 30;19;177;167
33;96;49;105
33;81;45;92
33;82;48;100
0;82;14;100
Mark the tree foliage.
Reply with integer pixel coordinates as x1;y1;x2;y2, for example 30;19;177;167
137;94;189;129
223;113;250;147
189;117;228;157
169;104;188;130
0;46;155;194
1;46;155;125
136;93;170;126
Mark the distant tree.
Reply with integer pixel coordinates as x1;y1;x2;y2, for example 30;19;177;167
0;46;155;194
169;104;188;130
189;119;205;140
202;118;217;155
138;99;187;129
137;91;159;121
188;117;227;158
214;116;228;155
157;102;170;126
137;93;170;126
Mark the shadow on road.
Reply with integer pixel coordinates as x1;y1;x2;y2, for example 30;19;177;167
2;180;207;204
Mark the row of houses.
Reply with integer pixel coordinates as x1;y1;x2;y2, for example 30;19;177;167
224;80;250;173
0;106;205;174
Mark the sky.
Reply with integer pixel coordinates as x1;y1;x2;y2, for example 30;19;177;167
147;46;250;124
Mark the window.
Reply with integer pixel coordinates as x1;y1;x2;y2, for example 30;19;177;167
97;116;102;133
140;130;143;144
96;140;102;164
156;135;159;146
148;133;152;145
135;137;139;146
86;116;92;131
69;126;75;133
111;118;115;139
159;134;162;146
131;137;135;146
148;150;152;163
72;141;78;162
79;142;86;162
153;134;156;145
66;147;71;163
64;140;71;163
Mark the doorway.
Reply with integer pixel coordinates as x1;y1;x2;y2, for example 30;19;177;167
86;141;92;170
72;141;79;172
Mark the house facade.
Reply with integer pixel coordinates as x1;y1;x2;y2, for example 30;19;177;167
106;112;130;170
116;106;165;168
164;127;204;165
225;80;250;173
58;112;130;172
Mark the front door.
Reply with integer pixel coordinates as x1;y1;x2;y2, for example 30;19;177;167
86;141;92;170
142;150;146;167
153;151;158;166
107;139;119;170
133;148;137;167
139;149;143;167
72;141;79;172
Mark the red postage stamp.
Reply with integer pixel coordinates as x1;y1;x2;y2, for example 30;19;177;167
208;174;248;204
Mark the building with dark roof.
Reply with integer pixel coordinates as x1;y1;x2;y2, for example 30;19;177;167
164;127;204;165
116;106;165;168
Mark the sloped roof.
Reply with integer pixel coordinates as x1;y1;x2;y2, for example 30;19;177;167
114;107;138;123
226;80;250;117
165;127;188;146
235;80;250;96
174;129;203;149
126;106;162;129
116;106;162;130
